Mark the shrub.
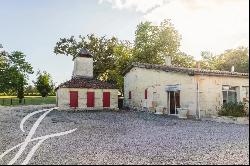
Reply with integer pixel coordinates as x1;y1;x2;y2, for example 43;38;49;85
218;102;246;117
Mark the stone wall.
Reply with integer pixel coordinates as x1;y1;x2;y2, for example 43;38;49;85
72;57;93;78
124;67;197;116
124;67;249;117
57;88;118;110
196;75;249;117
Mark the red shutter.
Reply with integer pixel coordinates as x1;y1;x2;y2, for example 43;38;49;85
103;92;110;107
145;89;148;99
70;91;78;108
129;91;131;99
87;92;95;107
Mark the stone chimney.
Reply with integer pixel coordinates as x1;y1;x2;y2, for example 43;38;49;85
164;55;172;66
231;66;235;72
72;48;93;79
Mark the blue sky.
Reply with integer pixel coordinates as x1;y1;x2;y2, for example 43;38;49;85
0;0;249;85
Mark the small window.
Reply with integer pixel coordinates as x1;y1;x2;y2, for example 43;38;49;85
222;86;237;104
129;91;131;99
145;89;148;99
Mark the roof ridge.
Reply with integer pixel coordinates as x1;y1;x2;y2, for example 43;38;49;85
123;62;249;77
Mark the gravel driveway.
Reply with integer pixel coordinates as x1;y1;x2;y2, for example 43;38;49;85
0;108;249;165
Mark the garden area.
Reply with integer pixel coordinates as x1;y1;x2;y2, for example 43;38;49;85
0;96;56;106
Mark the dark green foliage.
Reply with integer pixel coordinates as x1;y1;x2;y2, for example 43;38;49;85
218;102;246;117
54;20;182;93
34;71;54;97
200;47;249;73
133;19;181;64
17;75;24;103
0;50;33;98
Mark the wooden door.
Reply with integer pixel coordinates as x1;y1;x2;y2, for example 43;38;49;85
87;92;95;107
169;91;180;114
70;91;78;108
170;92;175;114
103;92;110;107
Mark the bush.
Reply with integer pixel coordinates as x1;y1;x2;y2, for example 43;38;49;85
218;102;246;117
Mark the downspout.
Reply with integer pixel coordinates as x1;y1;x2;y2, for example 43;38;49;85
196;61;201;119
197;80;200;119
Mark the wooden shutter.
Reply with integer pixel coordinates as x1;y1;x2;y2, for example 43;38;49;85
87;92;95;107
103;92;110;107
70;91;78;108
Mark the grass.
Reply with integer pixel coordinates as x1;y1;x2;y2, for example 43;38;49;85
0;96;56;106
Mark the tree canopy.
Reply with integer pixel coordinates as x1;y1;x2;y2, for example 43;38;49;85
133;20;181;64
34;71;54;97
200;47;249;73
0;50;33;98
54;20;249;94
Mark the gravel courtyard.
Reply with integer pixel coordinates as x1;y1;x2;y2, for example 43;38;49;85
0;107;249;165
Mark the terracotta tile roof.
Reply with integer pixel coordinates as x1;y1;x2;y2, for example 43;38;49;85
56;77;117;90
123;62;249;78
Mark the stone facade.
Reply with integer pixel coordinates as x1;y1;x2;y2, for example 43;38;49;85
56;48;119;110
72;57;93;79
56;88;118;110
124;65;249;118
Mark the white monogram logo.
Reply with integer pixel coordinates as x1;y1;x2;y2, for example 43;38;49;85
0;108;77;165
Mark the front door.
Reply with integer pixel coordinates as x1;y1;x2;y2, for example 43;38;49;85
70;91;78;108
103;92;110;107
169;91;180;114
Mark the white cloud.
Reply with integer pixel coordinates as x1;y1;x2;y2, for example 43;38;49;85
99;0;249;59
98;0;168;13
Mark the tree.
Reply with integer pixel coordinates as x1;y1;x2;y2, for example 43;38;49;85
54;34;119;79
216;47;249;73
200;51;218;70
98;41;134;94
200;47;249;72
25;85;38;95
171;52;196;68
34;71;54;97
54;34;133;93
133;19;181;64
0;50;33;101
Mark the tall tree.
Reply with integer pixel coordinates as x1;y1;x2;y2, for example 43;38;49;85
216;47;249;73
54;20;189;93
171;52;196;68
0;50;33;100
54;34;119;79
200;47;249;72
34;71;54;97
98;41;134;94
133;19;181;64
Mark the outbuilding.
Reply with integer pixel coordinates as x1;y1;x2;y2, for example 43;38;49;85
123;56;249;118
56;49;119;110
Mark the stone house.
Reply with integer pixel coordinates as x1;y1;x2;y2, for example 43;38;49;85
123;57;249;118
56;49;118;110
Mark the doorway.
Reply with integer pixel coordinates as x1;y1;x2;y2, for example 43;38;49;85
169;91;180;114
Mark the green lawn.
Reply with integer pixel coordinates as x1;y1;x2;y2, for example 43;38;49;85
0;96;56;106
